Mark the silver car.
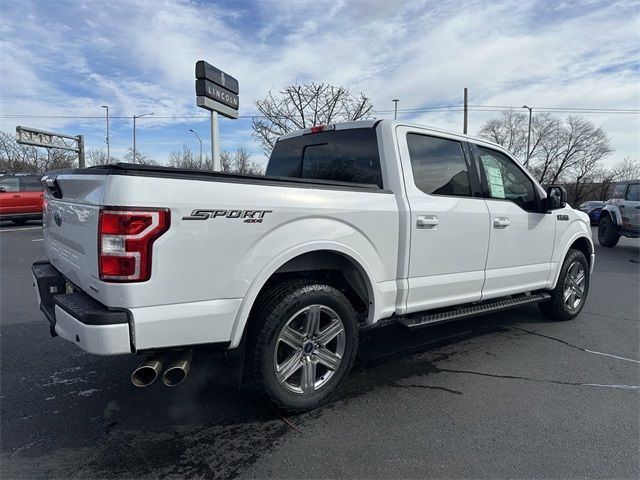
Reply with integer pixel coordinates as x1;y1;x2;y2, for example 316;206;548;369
598;180;640;247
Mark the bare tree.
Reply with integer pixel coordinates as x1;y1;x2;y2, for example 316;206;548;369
86;148;112;167
477;113;613;189
0;130;77;173
168;145;263;175
252;83;374;156
221;147;263;175
122;148;158;166
169;145;207;170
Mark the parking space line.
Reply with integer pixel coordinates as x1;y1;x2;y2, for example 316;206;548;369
32;238;44;242
0;227;42;233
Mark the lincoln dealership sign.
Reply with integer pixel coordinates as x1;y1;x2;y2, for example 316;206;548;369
195;61;239;119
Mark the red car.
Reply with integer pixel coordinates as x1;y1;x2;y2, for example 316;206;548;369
0;174;44;225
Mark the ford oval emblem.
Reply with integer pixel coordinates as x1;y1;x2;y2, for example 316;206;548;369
54;211;62;227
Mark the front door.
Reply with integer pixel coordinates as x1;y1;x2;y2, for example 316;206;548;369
398;128;490;313
472;145;556;299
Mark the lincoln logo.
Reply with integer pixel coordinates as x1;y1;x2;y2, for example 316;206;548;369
183;209;272;223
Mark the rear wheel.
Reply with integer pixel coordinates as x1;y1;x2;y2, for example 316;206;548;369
247;280;358;412
539;249;589;321
598;215;620;247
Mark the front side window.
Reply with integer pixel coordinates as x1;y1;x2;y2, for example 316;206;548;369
626;183;639;202
0;177;20;192
406;133;471;196
477;147;537;212
612;184;627;199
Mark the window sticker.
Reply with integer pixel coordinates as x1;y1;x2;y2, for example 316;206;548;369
481;155;505;198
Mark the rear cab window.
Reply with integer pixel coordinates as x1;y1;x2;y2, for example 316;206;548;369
266;128;383;188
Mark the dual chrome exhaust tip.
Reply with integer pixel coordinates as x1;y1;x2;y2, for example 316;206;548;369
131;351;193;388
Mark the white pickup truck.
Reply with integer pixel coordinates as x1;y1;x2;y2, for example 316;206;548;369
33;120;594;411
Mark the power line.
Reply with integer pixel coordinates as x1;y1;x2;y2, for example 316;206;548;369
1;104;639;121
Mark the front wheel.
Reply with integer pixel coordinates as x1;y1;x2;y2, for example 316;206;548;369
247;280;358;412
539;249;589;321
598;215;620;247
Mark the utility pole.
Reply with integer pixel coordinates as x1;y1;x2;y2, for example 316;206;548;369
211;111;220;171
132;112;153;164
392;99;399;120
189;128;203;164
522;105;533;167
101;105;110;161
463;88;468;134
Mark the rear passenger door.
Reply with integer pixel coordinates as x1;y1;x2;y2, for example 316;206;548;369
19;176;44;213
397;128;490;313
471;145;555;299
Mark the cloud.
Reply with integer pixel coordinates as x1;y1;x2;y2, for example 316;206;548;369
0;0;637;163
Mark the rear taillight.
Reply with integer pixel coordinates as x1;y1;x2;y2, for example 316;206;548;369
98;208;170;282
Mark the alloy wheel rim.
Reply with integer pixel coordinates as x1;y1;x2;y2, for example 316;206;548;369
274;305;346;395
563;261;586;311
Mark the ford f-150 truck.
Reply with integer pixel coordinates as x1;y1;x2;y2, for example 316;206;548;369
32;120;594;411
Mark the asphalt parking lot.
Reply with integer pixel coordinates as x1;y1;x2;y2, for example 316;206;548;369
1;221;638;479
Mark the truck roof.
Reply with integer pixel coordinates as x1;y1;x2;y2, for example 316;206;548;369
277;119;506;152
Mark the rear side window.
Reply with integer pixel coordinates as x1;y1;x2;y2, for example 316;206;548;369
266;128;383;188
406;133;471;196
626;184;639;201
21;176;43;192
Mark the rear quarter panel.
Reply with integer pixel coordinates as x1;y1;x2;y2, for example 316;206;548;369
96;175;400;319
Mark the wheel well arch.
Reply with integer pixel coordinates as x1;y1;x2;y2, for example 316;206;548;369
250;250;373;322
228;246;378;349
569;236;592;268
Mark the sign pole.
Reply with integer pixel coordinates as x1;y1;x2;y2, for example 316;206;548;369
211;111;221;171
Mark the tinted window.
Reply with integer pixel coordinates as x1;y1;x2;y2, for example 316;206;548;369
626;184;639;202
478;147;537;212
0;177;20;192
21;176;43;192
612;183;627;199
266;128;383;188
406;134;471;196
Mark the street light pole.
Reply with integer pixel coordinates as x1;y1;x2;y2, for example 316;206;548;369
132;112;153;164
522;105;533;167
189;129;203;164
101;105;110;161
392;99;399;120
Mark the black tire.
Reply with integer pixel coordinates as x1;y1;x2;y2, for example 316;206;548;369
539;249;589;321
246;279;358;413
11;219;28;225
598;215;620;247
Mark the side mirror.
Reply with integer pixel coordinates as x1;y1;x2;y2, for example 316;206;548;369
543;185;567;212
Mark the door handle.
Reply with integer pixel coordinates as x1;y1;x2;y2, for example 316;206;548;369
635;206;640;209
12;195;21;198
417;215;439;229
493;217;510;228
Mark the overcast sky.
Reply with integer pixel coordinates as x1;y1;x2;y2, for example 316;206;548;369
1;0;638;167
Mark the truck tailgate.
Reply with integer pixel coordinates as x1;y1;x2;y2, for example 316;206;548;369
43;174;106;294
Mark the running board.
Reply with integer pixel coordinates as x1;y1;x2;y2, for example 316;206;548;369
396;293;551;329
